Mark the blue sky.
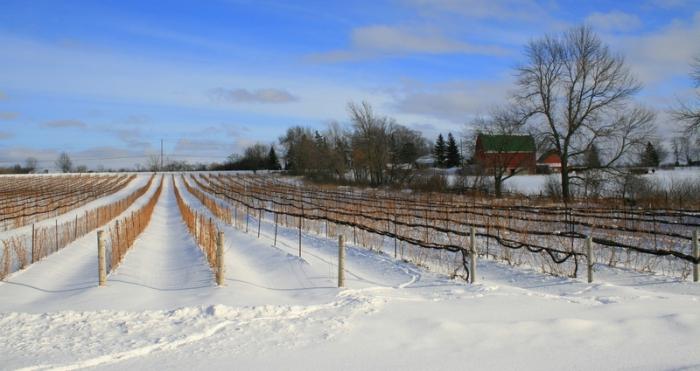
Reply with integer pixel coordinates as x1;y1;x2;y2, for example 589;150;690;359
0;0;699;169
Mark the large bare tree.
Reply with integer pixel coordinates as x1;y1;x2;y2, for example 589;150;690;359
672;55;700;135
348;101;393;186
55;152;73;173
515;25;655;201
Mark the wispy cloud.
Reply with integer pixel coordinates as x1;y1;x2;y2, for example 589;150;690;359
0;112;19;120
612;11;700;85
309;25;507;62
389;79;512;124
0;91;7;100
208;87;299;104
402;0;548;21
0;131;14;140
41;119;87;128
586;11;641;32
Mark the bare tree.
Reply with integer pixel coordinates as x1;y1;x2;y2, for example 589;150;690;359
348;101;392;186
671;55;700;136
515;25;655;201
55;152;72;173
146;155;160;172
25;157;38;172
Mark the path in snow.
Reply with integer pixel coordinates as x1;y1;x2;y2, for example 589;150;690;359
104;178;217;310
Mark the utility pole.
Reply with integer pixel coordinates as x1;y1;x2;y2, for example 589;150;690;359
160;139;163;172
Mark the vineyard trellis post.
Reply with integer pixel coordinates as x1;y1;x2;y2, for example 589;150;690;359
246;205;250;233
298;204;303;257
97;230;106;286
586;236;593;283
338;234;345;288
257;208;262;238
353;215;357;245
393;214;397;259
470;226;477;284
31;223;35;263
54;219;58;253
274;212;278;247
216;230;224;286
693;230;698;283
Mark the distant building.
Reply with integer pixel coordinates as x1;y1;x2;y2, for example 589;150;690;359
474;134;536;174
537;150;562;173
415;155;435;169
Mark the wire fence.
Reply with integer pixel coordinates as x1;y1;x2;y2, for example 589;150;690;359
0;175;156;279
189;173;700;281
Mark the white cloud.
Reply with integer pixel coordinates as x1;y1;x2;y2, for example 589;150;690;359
208;87;299;104
586;11;642;32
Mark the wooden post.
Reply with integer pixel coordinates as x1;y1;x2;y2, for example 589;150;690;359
97;230;106;286
216;231;225;286
115;220;120;256
586;236;593;283
194;211;198;240
298;212;302;257
393;214;397;258
55;219;59;252
234;206;237;229
246;206;249;233
470;226;477;284
74;214;78;240
693;230;698;283
338;235;345;287
274;212;278;247
31;223;35;263
257;208;262;238
353;215;357;245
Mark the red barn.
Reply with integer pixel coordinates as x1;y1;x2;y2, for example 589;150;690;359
538;150;562;173
474;134;536;174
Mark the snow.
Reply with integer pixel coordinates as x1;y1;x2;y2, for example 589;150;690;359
1;174;699;370
450;167;700;195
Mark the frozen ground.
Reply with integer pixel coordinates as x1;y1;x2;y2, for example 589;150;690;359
1;176;699;370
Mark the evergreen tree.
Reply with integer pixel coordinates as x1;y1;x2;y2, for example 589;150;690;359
433;134;446;168
640;142;660;167
267;145;281;170
445;133;461;168
585;144;601;169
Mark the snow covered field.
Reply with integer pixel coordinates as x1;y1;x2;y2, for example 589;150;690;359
450;167;700;196
1;174;699;370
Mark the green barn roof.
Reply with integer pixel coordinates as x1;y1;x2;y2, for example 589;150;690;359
478;134;535;153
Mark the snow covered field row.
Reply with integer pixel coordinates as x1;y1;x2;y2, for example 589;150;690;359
0;175;699;370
